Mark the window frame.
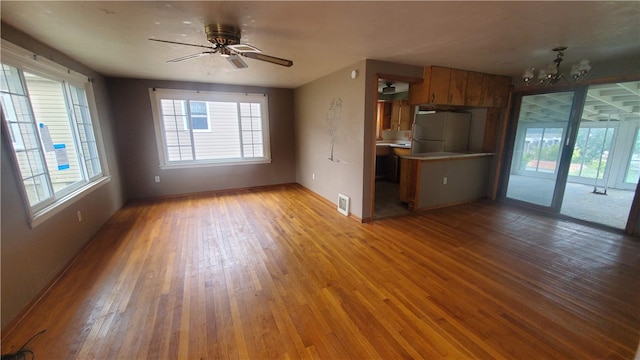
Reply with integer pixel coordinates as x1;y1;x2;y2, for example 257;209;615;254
149;87;272;169
1;40;111;228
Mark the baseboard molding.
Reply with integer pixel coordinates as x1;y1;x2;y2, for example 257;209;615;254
128;182;300;204
1;223;103;337
296;184;363;223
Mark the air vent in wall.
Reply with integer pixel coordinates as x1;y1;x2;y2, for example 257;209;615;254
338;193;350;216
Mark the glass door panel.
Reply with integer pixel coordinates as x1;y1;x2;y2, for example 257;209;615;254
505;91;576;207
560;81;640;229
625;127;640;184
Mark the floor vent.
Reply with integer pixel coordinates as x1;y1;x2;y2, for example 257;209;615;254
337;193;350;216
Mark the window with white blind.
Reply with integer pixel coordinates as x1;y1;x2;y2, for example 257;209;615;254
0;40;109;227
149;88;271;168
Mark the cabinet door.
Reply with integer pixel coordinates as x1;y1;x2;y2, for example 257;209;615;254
430;66;451;104
449;69;467;105
491;76;512;107
465;71;488;107
408;66;433;105
399;100;412;130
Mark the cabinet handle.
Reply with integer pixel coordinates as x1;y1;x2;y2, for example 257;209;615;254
431;93;435;103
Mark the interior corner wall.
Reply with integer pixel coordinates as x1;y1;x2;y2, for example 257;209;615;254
1;24;125;329
294;61;367;219
361;60;424;219
106;78;296;199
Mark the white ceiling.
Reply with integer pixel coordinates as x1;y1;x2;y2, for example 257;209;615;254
2;1;639;89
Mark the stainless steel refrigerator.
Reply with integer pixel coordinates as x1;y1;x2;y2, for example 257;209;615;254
411;111;471;154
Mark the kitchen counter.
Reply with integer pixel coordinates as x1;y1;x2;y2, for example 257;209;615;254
400;152;494;161
399;152;494;210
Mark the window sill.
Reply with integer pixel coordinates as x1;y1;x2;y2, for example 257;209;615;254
159;158;272;170
29;176;112;228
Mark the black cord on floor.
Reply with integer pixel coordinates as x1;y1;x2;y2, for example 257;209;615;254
1;329;46;360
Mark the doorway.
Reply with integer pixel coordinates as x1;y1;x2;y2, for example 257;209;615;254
503;81;640;230
373;78;412;219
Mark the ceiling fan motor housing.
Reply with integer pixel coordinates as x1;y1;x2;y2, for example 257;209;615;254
205;24;241;46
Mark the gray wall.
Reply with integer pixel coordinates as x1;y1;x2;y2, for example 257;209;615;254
1;24;125;328
294;59;423;221
107;78;296;199
294;61;367;219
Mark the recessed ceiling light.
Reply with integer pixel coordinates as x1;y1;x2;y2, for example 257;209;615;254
182;20;192;25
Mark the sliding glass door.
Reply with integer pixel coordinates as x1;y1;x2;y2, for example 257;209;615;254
503;81;640;229
505;90;584;209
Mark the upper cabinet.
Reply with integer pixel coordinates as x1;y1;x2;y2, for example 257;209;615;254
409;66;511;108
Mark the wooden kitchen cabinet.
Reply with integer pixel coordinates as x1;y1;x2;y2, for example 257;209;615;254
409;66;467;106
399;158;420;207
409;66;511;108
465;71;511;107
464;71;488;107
390;100;412;130
490;75;512;107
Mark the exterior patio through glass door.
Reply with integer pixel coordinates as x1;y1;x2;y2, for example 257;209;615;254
503;81;640;230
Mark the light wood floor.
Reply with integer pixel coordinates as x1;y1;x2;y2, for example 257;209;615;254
2;184;639;359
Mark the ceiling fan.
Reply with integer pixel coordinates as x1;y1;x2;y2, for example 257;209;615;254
149;24;293;69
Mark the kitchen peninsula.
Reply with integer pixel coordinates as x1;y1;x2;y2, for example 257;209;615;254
399;152;493;210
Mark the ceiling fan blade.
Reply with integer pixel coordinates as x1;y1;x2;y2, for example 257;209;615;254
227;43;261;53
241;52;293;67
167;51;217;63
149;38;216;50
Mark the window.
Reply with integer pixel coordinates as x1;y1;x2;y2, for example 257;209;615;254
184;101;210;131
519;127;564;174
569;126;615;179
149;88;271;168
0;41;109;227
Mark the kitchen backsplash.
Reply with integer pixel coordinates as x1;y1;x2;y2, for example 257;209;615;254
381;129;411;141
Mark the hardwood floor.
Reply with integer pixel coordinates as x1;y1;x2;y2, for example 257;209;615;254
2;184;639;359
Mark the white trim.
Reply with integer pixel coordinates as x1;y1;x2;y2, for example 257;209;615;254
29;176;112;228
149;87;271;168
1;40;111;228
159;158;272;170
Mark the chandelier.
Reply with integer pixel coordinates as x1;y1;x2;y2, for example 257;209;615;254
523;47;591;86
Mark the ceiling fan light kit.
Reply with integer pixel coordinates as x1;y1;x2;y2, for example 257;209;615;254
523;46;591;86
226;55;248;69
149;24;293;69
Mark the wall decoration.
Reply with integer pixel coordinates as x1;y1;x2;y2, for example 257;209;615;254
326;98;343;162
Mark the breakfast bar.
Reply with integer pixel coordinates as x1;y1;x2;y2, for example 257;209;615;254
399;152;494;210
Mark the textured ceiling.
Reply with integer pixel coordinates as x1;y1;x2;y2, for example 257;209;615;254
2;1;639;89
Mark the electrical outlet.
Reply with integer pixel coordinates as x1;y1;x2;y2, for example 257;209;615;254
155;176;160;183
77;211;82;222
443;177;448;185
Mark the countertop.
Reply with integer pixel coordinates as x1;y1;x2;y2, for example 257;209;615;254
376;141;411;149
399;152;494;161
